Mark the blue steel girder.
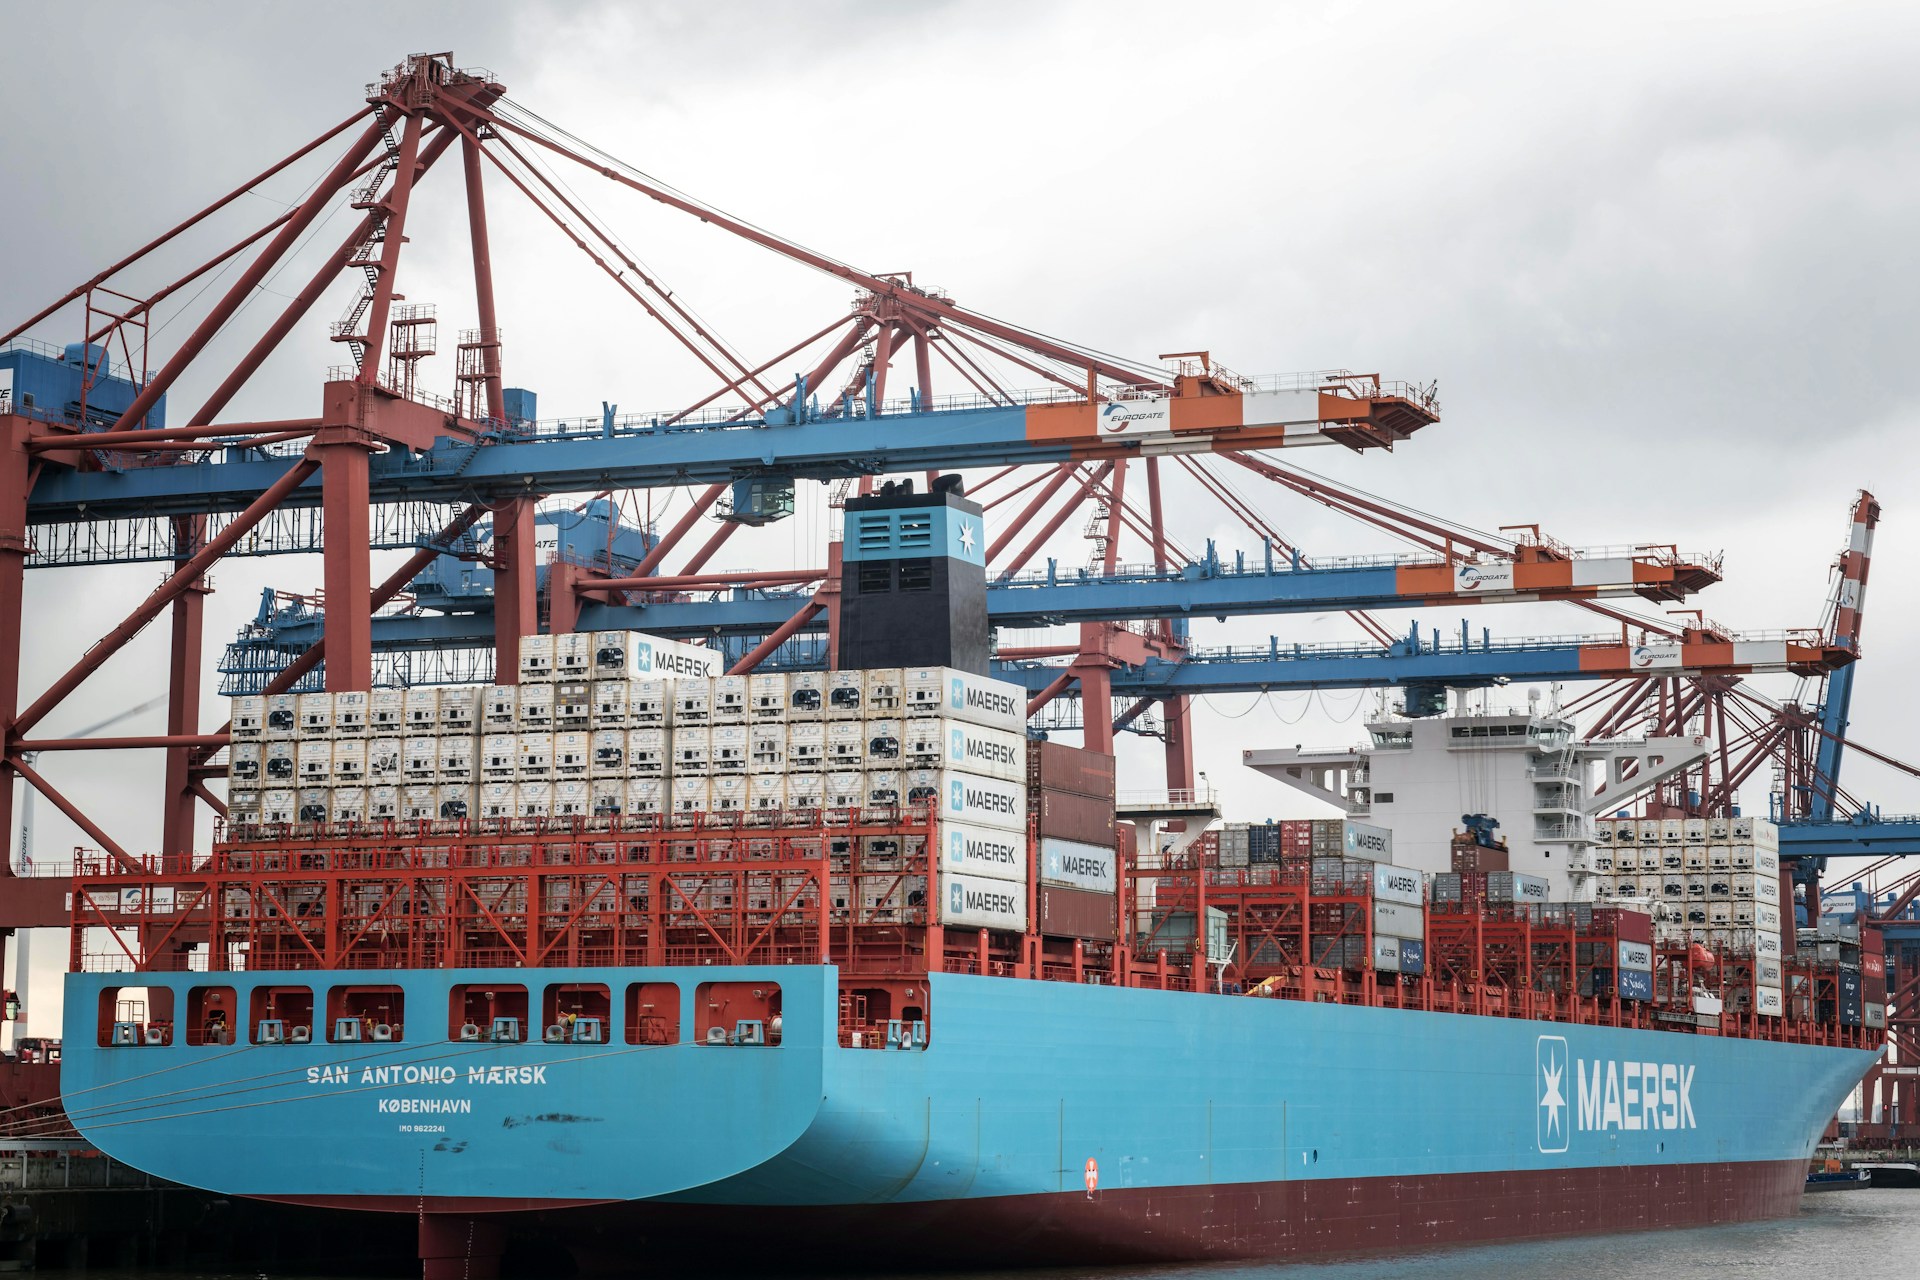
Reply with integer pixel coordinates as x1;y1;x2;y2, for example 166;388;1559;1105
1776;815;1920;862
231;547;1701;648
27;403;1229;524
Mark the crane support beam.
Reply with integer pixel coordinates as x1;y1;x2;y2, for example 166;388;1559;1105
23;392;1428;526
236;545;1733;653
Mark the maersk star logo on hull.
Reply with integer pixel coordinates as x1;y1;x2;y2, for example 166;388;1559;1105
1537;1035;1569;1153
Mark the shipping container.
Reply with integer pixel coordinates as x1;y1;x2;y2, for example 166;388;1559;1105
749;723;786;773
264;693;300;738
940;822;1028;884
1372;900;1425;941
941;872;1029;932
552;633;592;680
748;774;786;815
826;720;866;769
1619;940;1654;971
1486;872;1550;904
297;786;331;825
233;695;265;740
519;634;556;682
864;718;904;764
298;691;334;736
674;726;712;776
784;773;824;811
1031;790;1114;845
1618;967;1654;1002
590;730;628;778
624;728;669;777
1038;885;1117;941
515;732;553;781
827;671;865;719
1371;864;1425;907
367;785;400;822
864;667;905;712
669;777;708;815
1039;837;1116;893
624;779;665;817
477;781;517;820
711;724;749;774
437;783;475;821
941;721;1028;783
331;739;368;784
261;788;297;824
331;786;368;824
552;731;589;779
1755;984;1784;1018
1398;938;1426;976
589;779;625;817
817;771;859;810
228;742;262;783
786;672;826;721
403;784;439;822
709;775;750;816
787;722;826;771
748;672;788;720
905;666;1025;733
864;770;903;807
921;770;1028;834
1025;740;1116;799
672;681;712;725
517;683;554;730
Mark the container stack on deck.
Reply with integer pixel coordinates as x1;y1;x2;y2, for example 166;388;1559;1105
1028;742;1120;944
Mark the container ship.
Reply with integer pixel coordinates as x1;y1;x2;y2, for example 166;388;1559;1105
57;482;1883;1278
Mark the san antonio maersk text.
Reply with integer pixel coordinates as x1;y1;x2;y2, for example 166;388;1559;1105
307;1064;550;1086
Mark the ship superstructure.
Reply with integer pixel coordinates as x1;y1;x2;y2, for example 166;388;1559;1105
1245;704;1709;897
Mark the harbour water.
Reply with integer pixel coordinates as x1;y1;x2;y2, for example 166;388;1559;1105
54;1187;1920;1278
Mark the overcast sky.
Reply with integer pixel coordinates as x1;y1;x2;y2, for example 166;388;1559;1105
4;2;1917;1026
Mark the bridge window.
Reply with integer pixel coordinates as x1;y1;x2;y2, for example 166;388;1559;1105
185;985;238;1046
1374;792;1394;804
249;986;314;1044
624;982;680;1045
449;984;528;1042
327;985;405;1043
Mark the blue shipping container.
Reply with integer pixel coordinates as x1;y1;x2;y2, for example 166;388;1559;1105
1618;967;1655;1002
1398;939;1425;976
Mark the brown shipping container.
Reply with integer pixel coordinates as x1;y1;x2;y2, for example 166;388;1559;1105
1034;789;1116;844
1039;884;1117;941
1026;741;1116;799
1451;842;1509;874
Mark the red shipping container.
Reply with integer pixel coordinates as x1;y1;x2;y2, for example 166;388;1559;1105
1862;926;1886;955
1862;952;1886;980
1034;790;1115;844
1451;843;1510;874
1026;741;1116;799
1038;885;1117;941
1593;907;1654;946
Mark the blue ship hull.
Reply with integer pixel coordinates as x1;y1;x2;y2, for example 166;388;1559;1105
61;967;1875;1265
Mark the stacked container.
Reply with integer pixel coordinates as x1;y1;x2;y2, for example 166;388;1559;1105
1027;738;1115;941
